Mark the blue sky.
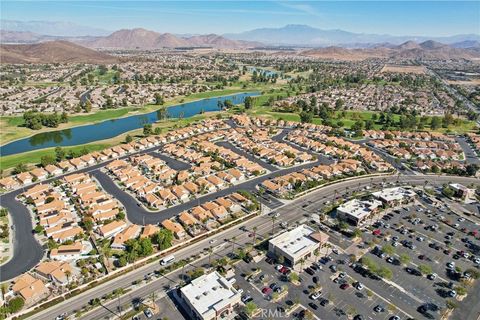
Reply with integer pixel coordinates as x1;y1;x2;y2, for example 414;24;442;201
1;1;479;36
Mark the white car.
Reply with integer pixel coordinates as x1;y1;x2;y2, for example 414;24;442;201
310;291;322;300
144;308;153;318
276;264;284;271
209;239;217;244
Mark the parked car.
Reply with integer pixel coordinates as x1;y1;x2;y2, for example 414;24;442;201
340;283;350;290
374;305;385;313
144;308;153;318
309;291;321;300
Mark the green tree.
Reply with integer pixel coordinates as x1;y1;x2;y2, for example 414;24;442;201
244;302;257;316
299;111;314;123
12;163;28;174
40;155;56;167
382;244;395;256
418;264;433;275
244;96;254;109
7;297;24;313
153;229;174;250
55;147;66;162
399;254;410;266
143;124;153;136
125;134;133;143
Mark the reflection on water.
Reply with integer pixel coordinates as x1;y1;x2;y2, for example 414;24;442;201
1;92;260;156
28;129;73;146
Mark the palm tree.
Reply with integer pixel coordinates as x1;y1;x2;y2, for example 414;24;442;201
208;247;213;266
299;258;306;271
271;216;276;235
231;236;237;253
252;226;258;245
65;270;71;286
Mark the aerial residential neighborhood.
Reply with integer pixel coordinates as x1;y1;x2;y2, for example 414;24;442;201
0;1;480;320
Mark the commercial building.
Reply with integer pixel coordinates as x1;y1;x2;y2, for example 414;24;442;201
449;183;476;200
179;271;241;320
336;199;382;226
268;224;329;267
372;187;416;205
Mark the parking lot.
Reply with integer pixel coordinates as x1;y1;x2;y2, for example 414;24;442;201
359;198;480;319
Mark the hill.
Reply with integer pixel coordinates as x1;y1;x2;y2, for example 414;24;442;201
302;40;480;61
81;28;258;49
0;41;117;64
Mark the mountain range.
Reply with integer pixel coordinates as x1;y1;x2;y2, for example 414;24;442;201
224;24;480;47
0;20;110;37
302;40;480;61
1;21;479;48
78;28;260;49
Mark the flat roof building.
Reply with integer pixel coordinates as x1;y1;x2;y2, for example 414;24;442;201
268;224;328;267
179;271;241;320
372;187;416;205
336;199;382;226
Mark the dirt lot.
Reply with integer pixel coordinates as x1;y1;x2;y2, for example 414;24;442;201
381;64;427;74
447;79;480;85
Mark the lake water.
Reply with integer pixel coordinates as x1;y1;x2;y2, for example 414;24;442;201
0;92;260;156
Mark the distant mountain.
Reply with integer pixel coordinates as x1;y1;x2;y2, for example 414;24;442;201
225;24;480;47
302;40;480;61
0;20;110;37
451;40;480;49
0;41;117;64
0;30;46;43
80;28;259;49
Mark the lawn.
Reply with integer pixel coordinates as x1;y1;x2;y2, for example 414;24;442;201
0;86;264;145
0;144;111;172
0;112;219;172
246;104;476;133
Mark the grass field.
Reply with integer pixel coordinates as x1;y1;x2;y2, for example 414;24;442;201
247;105;477;133
0;86;262;145
0;112;218;172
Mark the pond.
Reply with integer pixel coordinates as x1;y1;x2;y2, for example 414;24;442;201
0;92;260;156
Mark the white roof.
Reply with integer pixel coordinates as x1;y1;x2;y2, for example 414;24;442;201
269;225;318;258
181;271;239;318
372;187;415;202
337;199;382;220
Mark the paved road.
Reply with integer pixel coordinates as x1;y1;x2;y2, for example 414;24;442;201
215;140;279;172
271;128;335;165
148;152;192;171
25;174;480;320
0;141;178;281
93;158;326;225
456;136;480;165
0;192;44;281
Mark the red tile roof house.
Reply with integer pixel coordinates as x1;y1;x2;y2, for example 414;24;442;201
57;160;75;172
144;193;163;209
69;158;87;170
161;219;186;239
44;164;63;176
97;220;127;238
16;172;33;185
111;224;141;250
30;168;48;181
0;176;20;190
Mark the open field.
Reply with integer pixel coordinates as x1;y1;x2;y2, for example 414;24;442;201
381;64;427;74
447;79;480;86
